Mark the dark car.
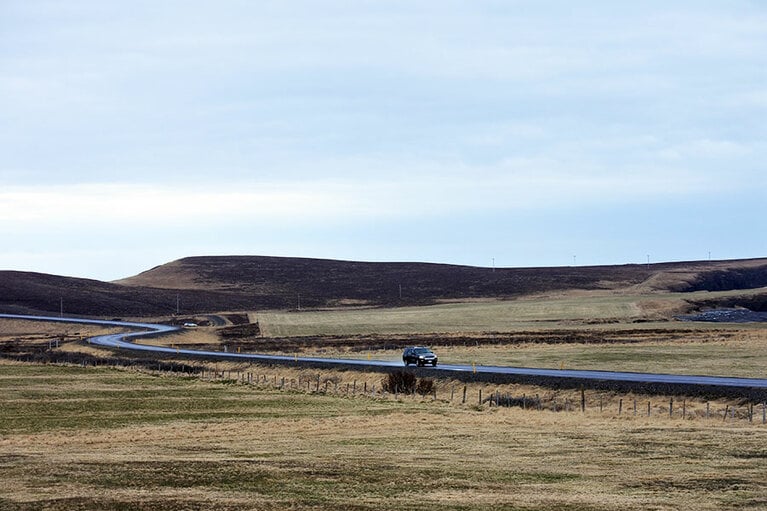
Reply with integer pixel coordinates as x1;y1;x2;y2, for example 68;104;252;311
403;346;438;367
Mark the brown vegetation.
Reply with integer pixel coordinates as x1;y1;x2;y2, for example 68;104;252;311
3;256;767;317
1;361;766;510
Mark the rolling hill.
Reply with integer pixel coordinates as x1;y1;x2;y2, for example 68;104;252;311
2;256;767;317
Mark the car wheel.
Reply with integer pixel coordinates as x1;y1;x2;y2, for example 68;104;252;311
432;361;437;366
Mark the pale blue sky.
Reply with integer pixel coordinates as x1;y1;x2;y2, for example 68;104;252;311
1;1;765;280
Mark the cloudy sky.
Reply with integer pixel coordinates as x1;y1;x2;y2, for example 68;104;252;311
2;1;765;280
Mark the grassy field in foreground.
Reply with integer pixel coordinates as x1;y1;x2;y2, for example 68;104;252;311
1;362;766;511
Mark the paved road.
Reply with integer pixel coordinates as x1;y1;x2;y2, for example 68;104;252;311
3;313;767;391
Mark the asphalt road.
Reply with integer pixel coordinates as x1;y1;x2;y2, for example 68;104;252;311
3;313;767;391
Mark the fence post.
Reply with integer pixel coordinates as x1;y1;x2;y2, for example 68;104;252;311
581;388;585;413
763;402;766;425
462;385;467;404
633;399;637;416
669;398;673;418
682;400;686;419
723;405;729;422
706;402;710;419
451;386;455;401
619;399;622;415
647;401;651;416
479;389;482;406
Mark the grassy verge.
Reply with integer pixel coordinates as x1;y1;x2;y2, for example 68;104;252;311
1;362;766;510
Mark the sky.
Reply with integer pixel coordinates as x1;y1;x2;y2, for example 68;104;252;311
1;1;766;281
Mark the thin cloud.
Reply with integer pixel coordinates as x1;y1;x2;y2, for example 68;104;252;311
0;1;765;279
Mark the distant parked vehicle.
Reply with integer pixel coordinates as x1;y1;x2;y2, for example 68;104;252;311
403;346;438;367
183;322;198;328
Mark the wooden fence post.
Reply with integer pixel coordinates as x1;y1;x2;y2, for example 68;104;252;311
581;388;586;413
647;401;651;417
462;385;467;404
479;389;482;406
723;405;729;422
619;399;623;415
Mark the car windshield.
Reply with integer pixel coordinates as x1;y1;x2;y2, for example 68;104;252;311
413;348;431;354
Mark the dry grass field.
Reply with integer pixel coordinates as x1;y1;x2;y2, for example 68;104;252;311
2;282;767;511
1;361;766;511
255;289;762;337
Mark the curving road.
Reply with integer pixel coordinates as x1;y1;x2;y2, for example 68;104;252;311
3;313;767;392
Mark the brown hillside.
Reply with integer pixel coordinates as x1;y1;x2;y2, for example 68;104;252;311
3;256;766;317
0;271;265;317
118;255;767;308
